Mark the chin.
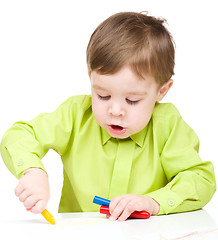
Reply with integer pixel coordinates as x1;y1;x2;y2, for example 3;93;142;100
109;132;131;139
115;135;130;139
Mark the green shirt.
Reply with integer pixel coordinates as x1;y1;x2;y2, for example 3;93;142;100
0;95;216;215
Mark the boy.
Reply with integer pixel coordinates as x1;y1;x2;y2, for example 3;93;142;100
0;12;216;222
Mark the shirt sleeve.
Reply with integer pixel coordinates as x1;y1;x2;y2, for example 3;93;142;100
0;96;87;179
146;106;216;215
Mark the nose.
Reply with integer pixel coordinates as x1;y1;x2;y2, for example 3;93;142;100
108;101;125;117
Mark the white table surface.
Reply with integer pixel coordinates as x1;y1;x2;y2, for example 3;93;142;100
1;209;218;240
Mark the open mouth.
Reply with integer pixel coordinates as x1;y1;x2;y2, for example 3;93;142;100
108;125;127;135
110;125;124;130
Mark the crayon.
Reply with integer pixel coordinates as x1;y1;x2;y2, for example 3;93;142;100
41;209;55;225
93;196;150;219
100;205;150;219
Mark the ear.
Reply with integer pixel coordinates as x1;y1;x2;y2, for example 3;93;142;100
87;68;91;80
156;79;173;102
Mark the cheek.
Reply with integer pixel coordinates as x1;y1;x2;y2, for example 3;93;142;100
92;98;106;122
131;110;151;127
129;102;155;127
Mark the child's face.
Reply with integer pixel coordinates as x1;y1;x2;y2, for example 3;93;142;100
90;65;170;139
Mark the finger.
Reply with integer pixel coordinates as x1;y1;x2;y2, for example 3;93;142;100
118;211;131;222
118;204;135;222
14;184;24;197
30;199;47;214
109;195;123;214
23;195;39;210
110;198;129;221
18;190;31;203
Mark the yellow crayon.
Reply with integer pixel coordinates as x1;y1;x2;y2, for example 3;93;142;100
41;209;55;225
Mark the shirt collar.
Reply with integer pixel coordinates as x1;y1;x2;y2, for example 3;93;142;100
101;125;148;148
101;127;112;145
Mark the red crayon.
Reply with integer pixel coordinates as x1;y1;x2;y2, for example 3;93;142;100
100;205;150;219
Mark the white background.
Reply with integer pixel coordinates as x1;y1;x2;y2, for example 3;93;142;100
0;0;217;219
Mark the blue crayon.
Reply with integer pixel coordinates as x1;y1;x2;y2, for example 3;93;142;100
93;196;110;207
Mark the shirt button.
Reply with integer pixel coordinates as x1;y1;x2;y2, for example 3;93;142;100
168;200;174;206
16;160;24;166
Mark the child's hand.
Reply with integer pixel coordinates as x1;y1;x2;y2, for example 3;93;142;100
108;194;160;222
14;168;50;214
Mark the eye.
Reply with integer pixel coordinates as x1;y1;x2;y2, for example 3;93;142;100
126;98;140;105
98;95;111;101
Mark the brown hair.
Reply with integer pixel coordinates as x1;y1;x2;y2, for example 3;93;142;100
86;12;175;86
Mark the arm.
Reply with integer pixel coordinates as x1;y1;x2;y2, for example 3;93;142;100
146;114;216;215
0;96;76;179
0;96;86;212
